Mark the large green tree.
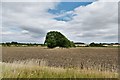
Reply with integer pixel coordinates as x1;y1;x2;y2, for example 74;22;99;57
44;31;75;48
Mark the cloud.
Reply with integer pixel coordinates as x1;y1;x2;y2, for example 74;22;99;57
62;1;118;43
2;2;59;43
54;13;76;21
2;0;119;2
20;26;46;38
2;1;118;43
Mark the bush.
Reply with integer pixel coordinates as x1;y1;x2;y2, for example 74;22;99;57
89;42;104;47
44;31;75;48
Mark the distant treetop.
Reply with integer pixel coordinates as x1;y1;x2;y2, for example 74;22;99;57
44;31;75;48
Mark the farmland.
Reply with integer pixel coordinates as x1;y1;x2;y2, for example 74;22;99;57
1;47;118;78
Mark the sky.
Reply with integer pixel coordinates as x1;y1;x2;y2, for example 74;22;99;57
1;0;119;44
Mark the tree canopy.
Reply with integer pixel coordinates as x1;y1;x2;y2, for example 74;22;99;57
44;31;75;48
89;42;104;47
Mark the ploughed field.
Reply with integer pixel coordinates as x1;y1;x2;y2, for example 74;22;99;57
2;47;118;72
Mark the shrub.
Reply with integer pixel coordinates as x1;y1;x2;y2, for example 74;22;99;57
44;31;75;48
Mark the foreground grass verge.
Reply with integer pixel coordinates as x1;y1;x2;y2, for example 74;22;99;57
1;60;118;78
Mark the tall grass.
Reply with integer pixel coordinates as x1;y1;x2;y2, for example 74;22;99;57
1;59;118;78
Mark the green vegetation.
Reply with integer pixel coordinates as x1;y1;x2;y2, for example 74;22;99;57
89;42;104;47
89;42;120;48
2;60;118;78
1;42;43;47
44;31;75;48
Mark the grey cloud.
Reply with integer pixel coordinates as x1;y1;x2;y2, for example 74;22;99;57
2;1;118;43
21;26;46;38
103;35;118;39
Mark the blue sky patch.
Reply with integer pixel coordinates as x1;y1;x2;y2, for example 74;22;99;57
48;2;93;21
48;2;93;15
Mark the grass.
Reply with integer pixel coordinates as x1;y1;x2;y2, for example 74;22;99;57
1;59;118;78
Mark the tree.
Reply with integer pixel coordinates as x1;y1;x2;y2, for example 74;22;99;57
89;42;103;47
44;31;75;48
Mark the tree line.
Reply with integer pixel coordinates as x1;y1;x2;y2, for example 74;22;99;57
1;42;44;47
1;31;119;48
